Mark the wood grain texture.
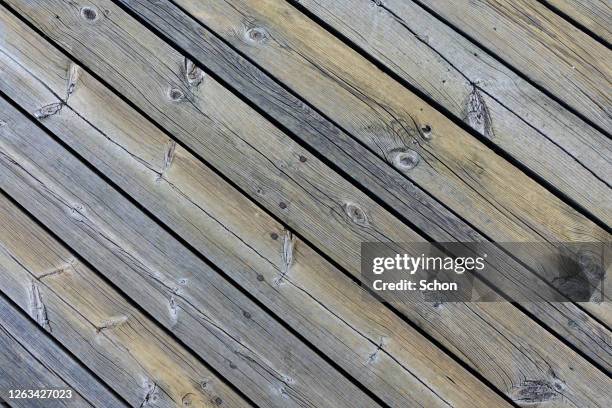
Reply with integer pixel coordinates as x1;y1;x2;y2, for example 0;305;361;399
0;103;377;408
542;0;612;44
0;10;511;408
0;295;125;408
2;1;611;406
115;0;612;369
417;0;612;131
154;0;611;241
294;0;611;227
0;198;250;408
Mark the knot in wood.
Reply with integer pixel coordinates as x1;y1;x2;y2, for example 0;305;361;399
420;124;432;138
80;6;98;21
34;103;63;119
181;393;195;406
245;27;269;44
167;86;185;102
392;149;419;170
343;202;368;226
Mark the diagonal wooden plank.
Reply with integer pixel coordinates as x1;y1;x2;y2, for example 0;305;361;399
3;1;610;407
159;0;611;233
0;10;512;408
541;0;612;44
0;114;377;408
112;0;612;366
291;0;611;228
0;197;251;408
125;0;611;240
0;294;126;408
280;0;612;328
415;0;612;132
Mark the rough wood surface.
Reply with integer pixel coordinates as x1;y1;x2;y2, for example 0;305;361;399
2;1;611;407
0;103;378;408
0;295;126;408
0;197;250;408
293;0;611;227
0;10;511;408
542;0;612;43
149;0;611;242
113;0;612;368
416;0;612;131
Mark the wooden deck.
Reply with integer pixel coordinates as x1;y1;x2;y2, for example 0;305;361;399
0;0;610;407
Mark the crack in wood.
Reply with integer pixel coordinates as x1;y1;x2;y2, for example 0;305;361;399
274;230;294;286
66;63;80;101
366;337;385;364
183;58;205;88
169;294;179;324
511;378;565;404
157;140;177;181
28;280;50;332
95;315;129;334
38;258;76;280
139;380;159;407
465;86;494;139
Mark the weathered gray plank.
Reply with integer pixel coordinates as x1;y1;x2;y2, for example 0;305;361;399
542;0;612;43
0;197;250;408
0;295;125;408
293;0;611;226
134;0;610;244
0;106;378;408
0;10;511;408
3;1;611;407
416;0;612;131
112;0;612;369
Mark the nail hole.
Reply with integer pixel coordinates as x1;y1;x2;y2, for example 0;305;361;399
80;7;98;21
270;232;279;240
213;397;223;406
256;274;265;282
243;311;251;319
299;155;307;163
279;202;287;209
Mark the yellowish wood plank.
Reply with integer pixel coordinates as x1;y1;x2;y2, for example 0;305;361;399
295;0;611;229
541;0;611;44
